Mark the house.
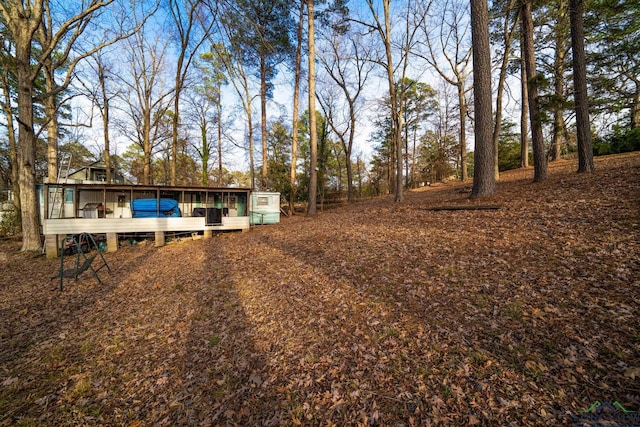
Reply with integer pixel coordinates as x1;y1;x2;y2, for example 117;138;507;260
67;159;133;184
41;181;253;258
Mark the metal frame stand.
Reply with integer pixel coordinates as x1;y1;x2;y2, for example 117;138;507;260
54;233;111;291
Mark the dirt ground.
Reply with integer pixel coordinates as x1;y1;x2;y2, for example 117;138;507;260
1;153;639;426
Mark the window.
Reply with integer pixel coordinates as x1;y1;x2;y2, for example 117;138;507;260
257;196;269;206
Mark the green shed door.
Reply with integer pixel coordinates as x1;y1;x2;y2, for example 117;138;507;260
236;193;247;216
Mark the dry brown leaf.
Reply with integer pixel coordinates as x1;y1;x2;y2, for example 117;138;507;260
0;153;639;426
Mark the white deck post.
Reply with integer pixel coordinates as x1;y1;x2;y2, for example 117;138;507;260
155;231;165;247
106;233;118;252
45;234;59;259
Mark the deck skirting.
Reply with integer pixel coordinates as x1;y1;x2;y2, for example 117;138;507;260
43;216;250;257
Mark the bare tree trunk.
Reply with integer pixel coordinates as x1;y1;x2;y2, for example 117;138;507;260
492;0;519;180
38;12;59;185
346;122;355;202
521;0;547;182
217;83;223;184
411;126;417;189
44;63;59;183
457;83;467;181
222;45;255;189
307;0;318;216
632;81;640;129
171;78;181;186
289;0;304;215
260;55;268;189
234;67;255;190
201;127;209;186
470;0;496;198
569;0;595;173
551;97;566;162
143;110;152;185
4;1;43;251
380;0;403;202
404;112;410;187
551;91;566;162
97;60;112;184
551;0;568;162
247;106;255;190
1;64;21;212
16;36;41;251
520;46;529;168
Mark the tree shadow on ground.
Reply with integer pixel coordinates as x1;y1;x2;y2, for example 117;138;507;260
247;180;639;425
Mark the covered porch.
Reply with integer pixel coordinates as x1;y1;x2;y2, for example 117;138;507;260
41;183;252;258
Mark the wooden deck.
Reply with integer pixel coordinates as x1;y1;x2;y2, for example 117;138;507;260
43;216;250;258
44;216;249;234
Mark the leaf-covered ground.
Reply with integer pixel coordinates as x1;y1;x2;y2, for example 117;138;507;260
1;153;639;426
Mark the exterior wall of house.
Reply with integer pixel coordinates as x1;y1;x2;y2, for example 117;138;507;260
250;192;281;225
41;183;252;257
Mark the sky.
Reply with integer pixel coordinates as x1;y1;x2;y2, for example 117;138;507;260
67;0;525;176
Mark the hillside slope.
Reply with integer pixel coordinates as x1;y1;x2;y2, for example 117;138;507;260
1;153;639;426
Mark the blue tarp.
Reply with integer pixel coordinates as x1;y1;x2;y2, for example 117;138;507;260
131;198;180;218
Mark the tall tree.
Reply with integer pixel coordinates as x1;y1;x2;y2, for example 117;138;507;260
470;0;496;198
117;29;174;185
0;31;20;213
266;119;292;195
289;0;304;215
79;52;119;183
1;1;44;251
307;0;318;215
490;0;519;179
363;0;404;202
520;47;530;168
210;35;257;189
34;5;77;184
199;45;230;185
37;38;61;183
550;0;570;161
0;0;154;251
520;0;547;182
587;0;640;129
569;0;594;172
399;78;437;188
418;130;458;184
185;77;215;186
317;16;373;202
96;56;112;183
368;115;394;194
414;0;472;181
168;0;214;186
224;0;293;190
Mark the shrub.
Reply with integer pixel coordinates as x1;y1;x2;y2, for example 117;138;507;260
0;207;21;237
594;127;640;156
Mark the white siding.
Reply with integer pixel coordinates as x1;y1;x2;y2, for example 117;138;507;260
44;216;250;235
